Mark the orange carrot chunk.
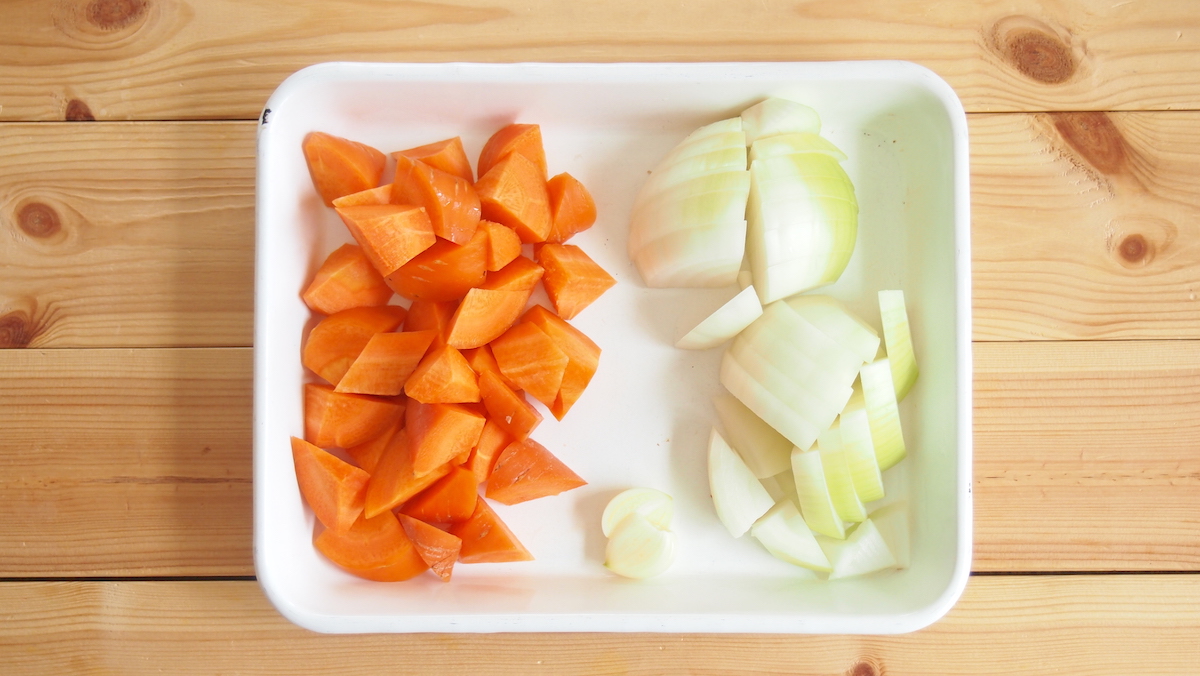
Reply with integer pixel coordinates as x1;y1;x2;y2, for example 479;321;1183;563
401;466;479;524
444;288;529;351
521;305;601;420
480;220;522;272
486;438;587;505
335;330;437;396
331;184;392;208
302;132;386;207
481;255;544;292
394;137;474;183
398;514;462;582
314;511;429;582
477;123;548;181
302;305;408;385
345;419;400;474
406;400;487;477
392;155;481;245
478;371;542;442
291;436;371;532
467;419;512;483
302;244;394;316
450;499;534;563
404;345;481;404
489;321;569;408
385;226;489;302
461;344;518;391
304;383;404;449
335;204;437;277
474;153;552;244
403;299;458;348
363;429;453;518
545;172;597;243
536;243;616;320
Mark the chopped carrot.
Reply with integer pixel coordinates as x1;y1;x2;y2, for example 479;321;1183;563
478;371;542;442
401;466;479;524
345;419;400;474
404;345;481;404
403;299;458;348
398;514;462;582
290;436;370;532
335;204;437;277
477;123;547;181
474;153;552;243
335;330;437;396
393;137;473;183
331;184;392;208
480;220;522;272
486;438;586;505
521;305;601;420
385;226;489;302
302;132;386;206
545;172;597;243
302;305;407;385
363;429;453;518
304;383;404;449
467;419;511;483
301;244;394;316
314;511;429;582
536;243;616;320
391;155;481;245
461;344;517;391
481;255;544;292
445;288;530;350
489;321;569;408
450;499;534;563
406;400;487;477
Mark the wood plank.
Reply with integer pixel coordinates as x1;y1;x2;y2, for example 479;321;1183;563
2;342;1198;575
0;576;1197;674
0;122;254;348
3;0;1200;120
0;348;251;576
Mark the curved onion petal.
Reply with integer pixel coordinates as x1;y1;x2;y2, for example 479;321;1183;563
817;518;897;579
750;132;847;163
676;285;763;350
631;220;746;288
605;513;676;579
601;488;674;537
708;428;775;538
741;98;821;145
750;499;832;572
878;290;919;401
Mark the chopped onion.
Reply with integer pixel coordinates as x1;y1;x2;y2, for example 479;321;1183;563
790;447;845;539
879;290;919;401
750;499;832;572
750;132;847;163
741;98;821;145
869;501;910;569
605;512;676;579
817;518;897;579
676;285;763;350
858;359;907;471
816;425;867;523
728;336;847;434
839;397;885;503
708;428;775;538
601;488;674;537
634;147;748;210
682;116;743;143
712;392;792;479
786;295;881;365
721;352;822;452
631;220;747;288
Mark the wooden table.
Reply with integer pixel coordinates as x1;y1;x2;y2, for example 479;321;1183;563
3;0;1199;673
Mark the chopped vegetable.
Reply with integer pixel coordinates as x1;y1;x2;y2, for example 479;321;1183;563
480;220;523;271
403;299;458;349
394;136;474;183
451;499;535;563
675;285;762;350
475;152;553;243
600;488;673;537
392;154;481;245
537;243;616;320
817;518;897;579
486;438;586;505
314;511;429;582
304;383;403;449
740;98;821;145
478;123;548;181
790;447;845;539
302;305;408;386
708;428;774;538
490;321;569;408
545;172;597;242
398;514;463;582
385;226;489;302
478;370;542;442
466;418;511;484
301;243;393;316
521;305;601;420
401;466;480;524
335;330;436;396
363;429;453;518
879;290;919;401
334;204;437;277
302;132;386;206
711;392;792;479
403;344;481;404
405;400;487;477
604;513;676;579
290;436;370;532
858;359;906;471
817;425;867;523
750;500;831;572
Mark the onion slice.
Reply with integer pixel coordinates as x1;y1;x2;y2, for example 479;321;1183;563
708;428;775;538
751;499;832;572
858;359;907;471
790;447;845;539
676;285;763;350
879;290;919;401
712;392;792;479
817;518;897;579
817;425;867;523
741;98;821;145
605;513;676;579
601;488;674;537
839;397;885;503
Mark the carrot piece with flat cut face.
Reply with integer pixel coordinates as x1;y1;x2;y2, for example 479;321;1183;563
302;305;408;385
334;204;437;277
545;172;597;243
393;137;474;183
521;305;601;420
489;321;569;408
304;383;404;449
461;344;517;390
400;466;479;524
363;429;453;518
404;344;481;404
398;514;462;582
405;400;487;477
536;243;616;320
291;437;370;532
302;132;387;207
345;419;400;474
391;154;481;245
450;498;534;563
385;226;489;302
331;184;392;208
403;299;458;349
335;330;437;396
478;370;542;442
480;220;522;272
477;123;547;181
474;153;552;243
486;438;587;505
467;419;511;483
314;511;429;582
444;288;529;351
301;243;394;316
481;255;544;292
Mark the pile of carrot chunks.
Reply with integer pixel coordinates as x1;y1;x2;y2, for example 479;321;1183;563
290;124;616;583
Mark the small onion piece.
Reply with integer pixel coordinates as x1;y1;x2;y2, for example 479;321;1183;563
605;512;676;579
750;499;832;572
869;501;910;569
839;398;885;503
741;98;821;145
790;447;845;539
879;290;919;401
750;132;847;163
708;427;775;538
631;220;747;288
601;488;674;537
712;392;792;479
676;285;763;351
816;425;867;523
785;295;881;365
817;518;897;579
858;359;906;471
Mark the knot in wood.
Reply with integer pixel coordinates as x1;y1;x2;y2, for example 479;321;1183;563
0;312;32;348
1051;111;1127;175
847;659;880;676
86;0;147;31
17;202;62;238
65;99;96;121
1119;234;1148;263
991;16;1078;84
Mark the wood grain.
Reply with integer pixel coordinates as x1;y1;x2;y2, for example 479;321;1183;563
3;0;1200;120
2;342;1197;575
0;348;251;576
0;122;254;348
0;576;1197;674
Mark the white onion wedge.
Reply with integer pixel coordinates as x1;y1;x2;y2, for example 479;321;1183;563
708;428;775;538
632;220;747;288
817;518;897;579
839;397;885;503
751;500;832;572
712;392;792;479
728;337;849;435
682;117;742;142
879;290;919;401
661;131;746;166
741;98;821;145
869;501;910;569
601;488;674;537
605;513;676;579
791;447;845;539
749;302;865;383
858;359;906;471
720;352;822;452
817;425;867;523
750;132;847;163
634;147;749;209
785;295;881;365
676;285;763;350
